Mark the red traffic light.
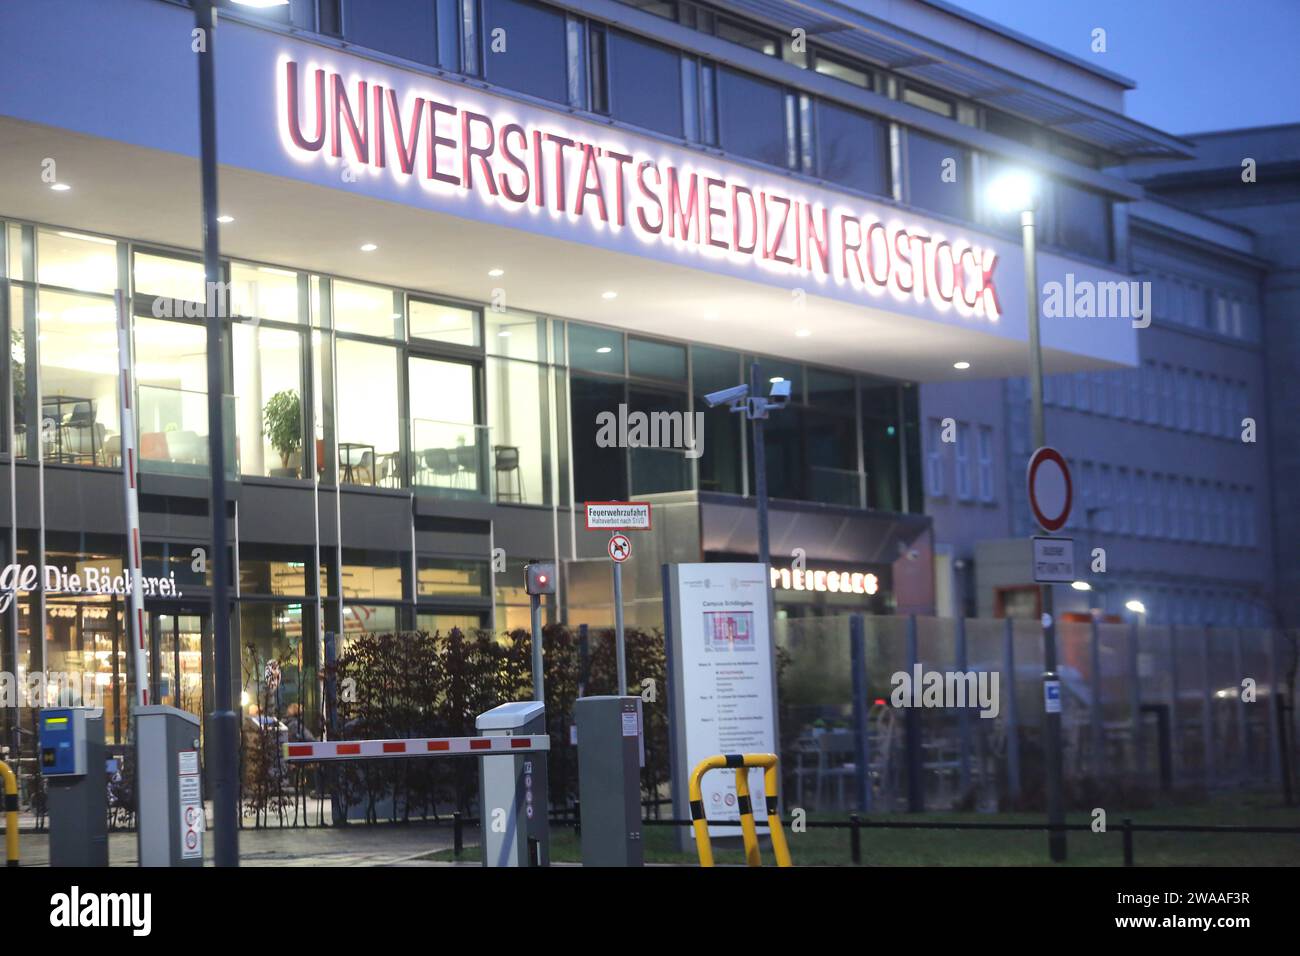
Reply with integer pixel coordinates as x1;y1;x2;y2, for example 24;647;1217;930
524;562;557;596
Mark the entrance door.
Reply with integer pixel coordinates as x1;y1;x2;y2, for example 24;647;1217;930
146;609;209;727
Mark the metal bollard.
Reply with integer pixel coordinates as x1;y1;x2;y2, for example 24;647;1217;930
1122;817;1134;867
453;811;463;858
850;813;862;865
1;760;18;866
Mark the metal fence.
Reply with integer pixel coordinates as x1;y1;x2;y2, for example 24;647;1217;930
776;615;1297;813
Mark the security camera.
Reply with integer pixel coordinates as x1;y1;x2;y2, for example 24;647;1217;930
703;383;749;408
767;378;792;406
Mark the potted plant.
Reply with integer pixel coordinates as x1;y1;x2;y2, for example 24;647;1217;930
262;389;302;476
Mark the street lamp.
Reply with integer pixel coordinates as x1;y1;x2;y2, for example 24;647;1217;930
194;0;239;868
987;168;1068;862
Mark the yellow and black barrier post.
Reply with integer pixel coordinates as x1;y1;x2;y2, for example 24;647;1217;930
0;760;18;867
688;753;791;867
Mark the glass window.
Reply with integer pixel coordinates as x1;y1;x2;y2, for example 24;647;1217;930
812;53;870;89
7;223;26;280
861;382;902;512
239;602;311;716
568;322;623;374
1053;180;1111;261
487;310;543;361
344;0;437;65
716;68;787;168
802;406;857;506
240;544;310;596
954;422;972;500
339;549;404;600
815;100;888;196
906;130;969;220
436;0;461;71
134;251;206;305
977;425;994;503
716;18;777;55
481;0;568;104
335;338;400;486
571;374;627;502
417;557;490;599
34;291;119;466
629;337;686;382
410;298;478;347
230;263;299;324
627;385;692;495
37;229;117;293
807;367;853;408
692;345;742;495
487;357;549;505
417;610;488;634
409;356;484;496
234;323;303;478
333;280;401;339
903;85;954;118
134;317;211;472
984;110;1038;147
608;30;683;137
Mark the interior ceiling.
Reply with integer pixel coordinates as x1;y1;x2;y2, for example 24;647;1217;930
0;118;1106;384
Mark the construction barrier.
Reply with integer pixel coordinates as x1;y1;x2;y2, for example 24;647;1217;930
688;753;791;867
0;760;17;867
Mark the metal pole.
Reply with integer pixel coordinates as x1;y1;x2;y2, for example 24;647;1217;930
904;615;923;812
850;614;870;811
748;360;782;804
612;554;627;695
1002;617;1021;800
1022;208;1066;862
195;0;238;867
1089;612;1104;779
530;593;544;701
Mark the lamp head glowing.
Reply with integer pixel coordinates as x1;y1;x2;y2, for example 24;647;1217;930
986;170;1038;214
1071;581;1092;592
1125;599;1147;615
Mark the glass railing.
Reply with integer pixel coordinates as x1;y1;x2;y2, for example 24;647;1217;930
410;418;491;500
808;466;862;507
138;384;238;479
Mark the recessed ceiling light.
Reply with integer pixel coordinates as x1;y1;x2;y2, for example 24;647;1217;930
50;183;71;192
497;330;511;338
769;377;785;384
360;243;378;252
488;268;504;277
953;361;971;370
596;346;613;354
703;311;720;321
217;215;234;224
795;329;811;338
601;291;618;300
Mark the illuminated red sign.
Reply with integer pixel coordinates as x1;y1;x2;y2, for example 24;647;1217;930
280;60;1001;319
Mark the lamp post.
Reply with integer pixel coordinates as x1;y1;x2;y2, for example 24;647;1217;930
988;170;1067;862
195;0;244;868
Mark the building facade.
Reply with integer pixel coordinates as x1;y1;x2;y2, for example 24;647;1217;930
2;0;1176;744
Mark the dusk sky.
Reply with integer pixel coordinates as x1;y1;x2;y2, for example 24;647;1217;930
948;0;1300;135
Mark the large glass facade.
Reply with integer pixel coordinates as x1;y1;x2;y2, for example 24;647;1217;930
234;323;304;478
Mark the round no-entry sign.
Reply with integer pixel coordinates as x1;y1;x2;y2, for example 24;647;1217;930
608;533;632;563
1027;446;1072;533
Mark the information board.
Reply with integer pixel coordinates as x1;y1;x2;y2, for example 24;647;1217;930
664;563;777;838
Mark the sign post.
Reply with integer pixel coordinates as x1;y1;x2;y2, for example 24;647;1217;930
1026;445;1072;862
586;503;651;697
